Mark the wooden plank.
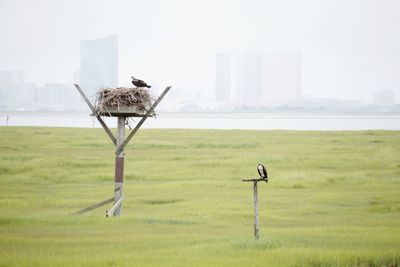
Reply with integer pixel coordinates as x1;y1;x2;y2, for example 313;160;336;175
106;196;123;217
95;115;117;146
115;86;172;155
70;197;114;215
73;84;117;145
96;106;154;117
242;178;267;182
74;84;96;111
253;181;259;240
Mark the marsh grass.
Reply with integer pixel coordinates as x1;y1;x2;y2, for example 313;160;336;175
0;127;399;266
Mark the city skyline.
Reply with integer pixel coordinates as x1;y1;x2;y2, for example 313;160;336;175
0;40;398;112
0;0;399;104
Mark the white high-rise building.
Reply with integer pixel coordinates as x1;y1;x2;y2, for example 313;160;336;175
262;53;301;105
80;35;118;99
215;53;231;102
215;52;301;108
234;53;263;106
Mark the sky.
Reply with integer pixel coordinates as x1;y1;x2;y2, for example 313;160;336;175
0;0;399;102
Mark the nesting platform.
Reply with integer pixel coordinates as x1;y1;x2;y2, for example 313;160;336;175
72;84;171;217
94;87;155;117
93;106;154;117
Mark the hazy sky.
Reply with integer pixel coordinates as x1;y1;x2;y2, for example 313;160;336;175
0;0;399;102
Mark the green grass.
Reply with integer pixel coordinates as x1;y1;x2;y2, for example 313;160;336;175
0;127;399;266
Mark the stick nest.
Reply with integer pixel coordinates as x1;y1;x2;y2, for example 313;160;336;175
95;87;155;114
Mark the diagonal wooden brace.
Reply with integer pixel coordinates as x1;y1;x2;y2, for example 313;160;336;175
105;196;123;217
74;84;117;145
70;197;115;215
115;86;172;155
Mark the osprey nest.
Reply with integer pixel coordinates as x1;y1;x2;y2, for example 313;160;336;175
95;87;155;116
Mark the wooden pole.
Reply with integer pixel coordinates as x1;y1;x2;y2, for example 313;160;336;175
253;181;259;240
113;116;125;216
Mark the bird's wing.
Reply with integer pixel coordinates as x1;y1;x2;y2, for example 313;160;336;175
257;165;262;177
263;165;268;178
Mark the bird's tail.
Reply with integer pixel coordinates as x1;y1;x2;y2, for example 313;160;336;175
147;85;152;88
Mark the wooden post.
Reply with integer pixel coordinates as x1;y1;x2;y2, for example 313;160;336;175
242;177;266;240
253;181;259;239
113;116;125;216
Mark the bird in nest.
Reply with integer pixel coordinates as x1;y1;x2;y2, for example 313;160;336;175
257;163;268;183
131;76;151;88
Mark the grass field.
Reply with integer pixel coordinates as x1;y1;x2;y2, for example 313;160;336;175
0;127;399;266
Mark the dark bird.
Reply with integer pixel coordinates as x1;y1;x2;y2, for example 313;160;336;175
131;76;151;88
257;163;268;183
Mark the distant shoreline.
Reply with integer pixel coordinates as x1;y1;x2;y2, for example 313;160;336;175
1;111;400;117
0;111;399;130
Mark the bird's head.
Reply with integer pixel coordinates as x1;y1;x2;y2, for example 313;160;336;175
131;76;135;80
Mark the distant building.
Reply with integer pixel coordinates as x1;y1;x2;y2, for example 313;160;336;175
234;53;263;106
262;53;301;106
215;53;231;101
80;35;118;99
0;71;24;84
0;71;31;110
215;52;301;108
34;83;79;111
373;89;394;106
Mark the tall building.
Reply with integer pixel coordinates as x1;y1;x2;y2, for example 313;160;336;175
262;53;301;105
234;53;263;106
80;35;118;99
373;89;394;106
215;53;231;101
215;52;302;108
0;71;28;110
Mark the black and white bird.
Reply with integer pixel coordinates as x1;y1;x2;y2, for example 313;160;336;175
131;76;151;88
257;163;268;183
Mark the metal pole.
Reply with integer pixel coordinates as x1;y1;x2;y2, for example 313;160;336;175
113;116;125;216
253;181;259;239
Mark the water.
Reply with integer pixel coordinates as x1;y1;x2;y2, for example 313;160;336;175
0;112;399;130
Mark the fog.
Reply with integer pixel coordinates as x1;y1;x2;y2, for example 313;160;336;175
0;0;399;102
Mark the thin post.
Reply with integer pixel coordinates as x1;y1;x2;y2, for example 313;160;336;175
113;116;125;216
253;181;259;239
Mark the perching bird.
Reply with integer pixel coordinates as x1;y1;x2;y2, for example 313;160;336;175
257;163;268;183
131;76;151;88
